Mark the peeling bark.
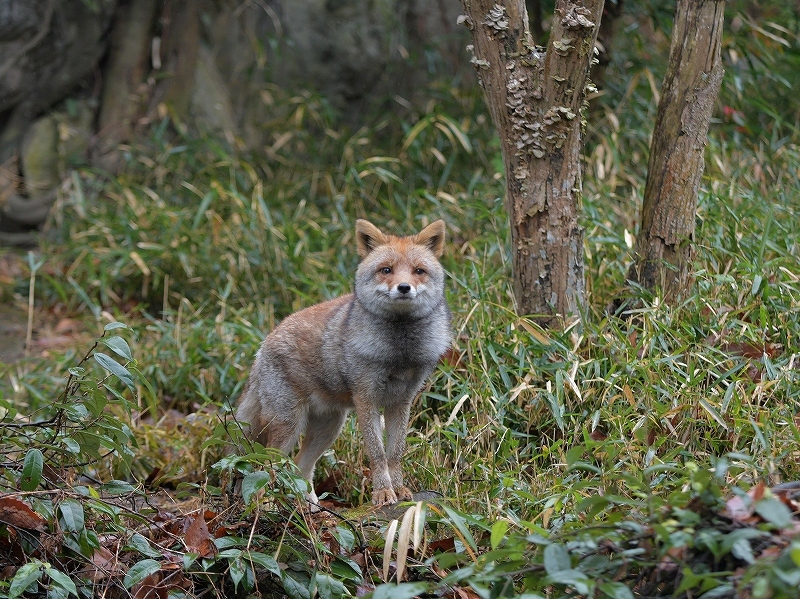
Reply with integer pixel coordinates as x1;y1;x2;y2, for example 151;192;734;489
460;0;603;326
628;0;725;303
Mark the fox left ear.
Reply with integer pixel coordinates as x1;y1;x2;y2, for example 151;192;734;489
415;220;446;258
356;219;388;257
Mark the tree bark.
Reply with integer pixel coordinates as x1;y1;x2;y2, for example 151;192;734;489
628;0;724;302
96;0;158;155
460;0;603;326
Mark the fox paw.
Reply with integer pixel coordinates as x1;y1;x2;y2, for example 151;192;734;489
372;488;398;506
395;486;413;501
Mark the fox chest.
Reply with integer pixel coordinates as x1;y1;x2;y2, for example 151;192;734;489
349;321;447;367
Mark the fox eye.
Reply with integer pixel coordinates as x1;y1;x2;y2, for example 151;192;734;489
414;268;426;275
380;267;392;275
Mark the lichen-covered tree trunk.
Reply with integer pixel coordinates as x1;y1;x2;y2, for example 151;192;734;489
460;0;603;326
628;0;725;302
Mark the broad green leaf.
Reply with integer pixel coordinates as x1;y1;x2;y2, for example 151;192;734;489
440;504;478;552
45;566;79;597
372;582;429;599
280;571;311;599
101;480;137;495
599;581;635;599
126;533;162;558
698;584;736;598
94;352;134;391
244;551;280;573
754;497;793;529
20;448;44;491
543;543;571;575
228;556;247;592
104;322;131;331
330;556;362;583
123;559;161;588
102;336;133;361
59;499;85;532
548;568;593;596
490;520;508;550
790;541;800;566
315;573;349;599
241;471;272;504
9;561;43;598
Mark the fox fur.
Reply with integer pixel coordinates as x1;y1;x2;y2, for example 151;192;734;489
237;219;452;505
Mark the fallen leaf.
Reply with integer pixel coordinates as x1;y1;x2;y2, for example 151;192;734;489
428;537;455;553
132;570;191;599
54;318;81;334
81;546;124;582
748;481;766;503
184;513;216;558
0;495;47;531
725;495;752;522
453;587;483;599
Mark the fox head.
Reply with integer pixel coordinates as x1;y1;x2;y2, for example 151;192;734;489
354;219;447;319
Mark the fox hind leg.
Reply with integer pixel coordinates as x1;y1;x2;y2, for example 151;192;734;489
294;407;349;505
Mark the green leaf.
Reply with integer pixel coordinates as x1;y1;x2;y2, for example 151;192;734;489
314;573;348;599
9;561;43;598
101;480;137;495
123;559;161;588
490;520;508;549
280;571;311;599
126;533;162;558
548;568;594;596
440;504;478;552
59;499;85;532
45;566;79;597
94;352;135;391
101;336;133;361
330;556;363;583
754;497;794;528
371;582;429;599
103;322;131;332
699;584;736;598
599;581;635;599
790;541;800;566
228;556;247;592
20;448;44;491
241;471;273;504
543;543;571;575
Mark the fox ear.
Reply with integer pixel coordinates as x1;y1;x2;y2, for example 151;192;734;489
356;220;388;257
415;220;446;257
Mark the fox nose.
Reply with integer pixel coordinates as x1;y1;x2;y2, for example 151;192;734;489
397;283;412;294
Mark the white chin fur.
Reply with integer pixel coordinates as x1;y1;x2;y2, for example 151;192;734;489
389;289;417;300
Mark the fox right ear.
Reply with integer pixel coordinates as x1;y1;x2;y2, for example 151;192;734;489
356;220;388;257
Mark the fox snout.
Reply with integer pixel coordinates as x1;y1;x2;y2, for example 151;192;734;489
392;282;416;299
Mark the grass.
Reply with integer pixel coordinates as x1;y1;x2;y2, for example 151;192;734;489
1;5;800;598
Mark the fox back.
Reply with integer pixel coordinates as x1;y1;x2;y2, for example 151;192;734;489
237;219;452;506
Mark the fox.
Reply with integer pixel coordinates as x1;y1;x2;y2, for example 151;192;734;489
237;219;452;506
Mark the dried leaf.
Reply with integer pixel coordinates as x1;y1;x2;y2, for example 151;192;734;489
0;495;46;531
428;537;455;553
395;506;416;582
725;495;752;522
184;513;217;558
383;519;398;582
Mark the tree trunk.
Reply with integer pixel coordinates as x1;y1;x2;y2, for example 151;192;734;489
460;0;603;326
627;0;724;302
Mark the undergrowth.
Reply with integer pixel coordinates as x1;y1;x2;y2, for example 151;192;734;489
1;3;800;598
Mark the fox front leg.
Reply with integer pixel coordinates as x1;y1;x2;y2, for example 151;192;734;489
384;401;413;501
353;395;396;505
